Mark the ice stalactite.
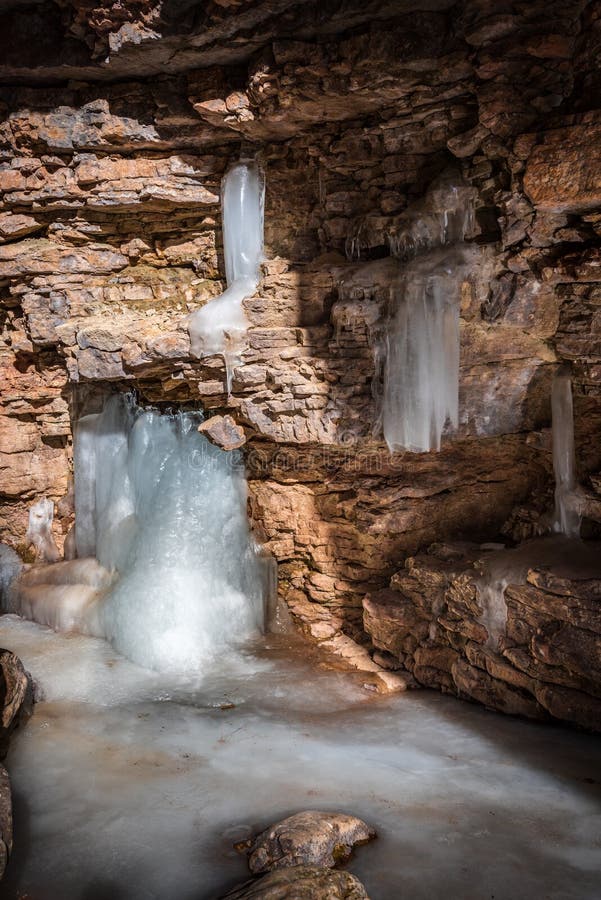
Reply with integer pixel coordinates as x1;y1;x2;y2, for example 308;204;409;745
552;370;581;538
475;550;530;650
382;172;477;453
188;160;264;393
7;395;270;677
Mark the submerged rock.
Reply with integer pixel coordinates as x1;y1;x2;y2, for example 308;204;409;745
199;415;247;451
247;811;375;874
221;865;370;899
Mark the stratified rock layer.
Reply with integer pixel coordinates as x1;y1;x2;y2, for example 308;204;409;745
363;540;601;731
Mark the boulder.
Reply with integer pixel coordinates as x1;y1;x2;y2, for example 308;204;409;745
199;415;246;451
247;811;375;874
220;865;370;899
0;649;34;760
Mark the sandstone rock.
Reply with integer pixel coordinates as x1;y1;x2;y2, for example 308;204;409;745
0;213;43;243
524;124;601;214
220;866;370;900
199;415;246;451
247;811;375;874
363;539;601;731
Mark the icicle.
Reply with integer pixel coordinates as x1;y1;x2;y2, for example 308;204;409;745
188;161;264;390
552;371;582;538
73;412;100;559
381;171;476;453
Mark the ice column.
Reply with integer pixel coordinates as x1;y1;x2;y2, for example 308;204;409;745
382;173;476;453
552;371;581;538
188;161;264;392
101;401;267;674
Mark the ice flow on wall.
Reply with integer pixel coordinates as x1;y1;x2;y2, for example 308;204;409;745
382;172;476;453
188;160;264;392
9;395;268;676
552;371;582;538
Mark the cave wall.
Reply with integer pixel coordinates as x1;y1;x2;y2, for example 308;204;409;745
1;1;601;649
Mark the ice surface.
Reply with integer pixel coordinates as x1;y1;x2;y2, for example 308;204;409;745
188;161;264;391
1;615;601;900
382;172;476;453
552;371;582;537
8;395;269;676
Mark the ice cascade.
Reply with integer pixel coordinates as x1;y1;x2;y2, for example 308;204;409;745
382;172;476;453
188;160;264;392
8;395;268;676
552;370;581;538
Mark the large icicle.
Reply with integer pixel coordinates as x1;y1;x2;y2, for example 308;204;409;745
552;370;581;538
8;395;270;677
382;172;476;453
188;160;264;392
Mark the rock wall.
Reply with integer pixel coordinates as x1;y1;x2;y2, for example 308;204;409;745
364;541;601;730
1;1;600;708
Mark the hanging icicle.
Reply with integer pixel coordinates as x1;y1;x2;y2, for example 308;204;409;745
188;160;265;393
382;172;476;453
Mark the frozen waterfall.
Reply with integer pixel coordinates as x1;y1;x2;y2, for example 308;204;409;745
188;160;264;392
382;173;476;453
8;395;269;676
552;371;581;538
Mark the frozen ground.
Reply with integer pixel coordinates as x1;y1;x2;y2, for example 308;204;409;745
0;614;600;900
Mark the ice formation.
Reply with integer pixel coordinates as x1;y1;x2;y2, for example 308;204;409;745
0;543;23;606
26;498;61;563
382;172;476;453
552;370;581;537
475;535;599;648
8;395;269;676
6;558;111;638
475;550;530;650
188;160;264;392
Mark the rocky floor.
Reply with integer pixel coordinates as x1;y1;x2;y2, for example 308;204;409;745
0;615;599;900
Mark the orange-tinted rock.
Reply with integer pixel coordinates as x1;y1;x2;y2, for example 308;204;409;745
524;124;601;213
199;414;246;451
363;540;601;730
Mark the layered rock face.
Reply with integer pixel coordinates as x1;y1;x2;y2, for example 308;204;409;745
364;539;601;731
1;1;601;720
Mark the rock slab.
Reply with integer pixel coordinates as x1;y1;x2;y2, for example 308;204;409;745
199;415;247;451
221;865;370;900
248;811;375;874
